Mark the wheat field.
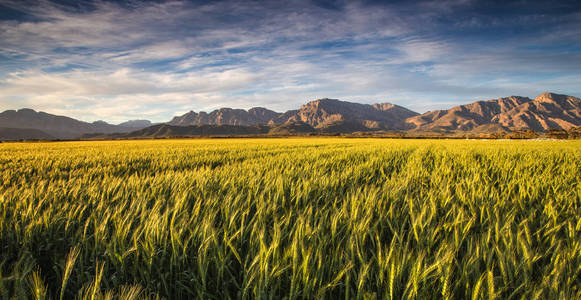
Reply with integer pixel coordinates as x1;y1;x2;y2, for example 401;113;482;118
0;138;580;299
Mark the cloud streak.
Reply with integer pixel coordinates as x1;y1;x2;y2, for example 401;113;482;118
0;0;580;122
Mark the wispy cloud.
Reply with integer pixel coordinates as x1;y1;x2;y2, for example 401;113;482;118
0;0;580;122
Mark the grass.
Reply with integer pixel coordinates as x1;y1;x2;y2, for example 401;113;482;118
0;138;580;299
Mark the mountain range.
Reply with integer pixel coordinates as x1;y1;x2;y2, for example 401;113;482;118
1;92;580;140
406;93;581;132
168;98;418;129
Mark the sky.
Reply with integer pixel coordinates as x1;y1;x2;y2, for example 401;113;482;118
0;0;580;123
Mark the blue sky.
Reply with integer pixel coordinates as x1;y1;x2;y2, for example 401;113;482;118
0;0;580;123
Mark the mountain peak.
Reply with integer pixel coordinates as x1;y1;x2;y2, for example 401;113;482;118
312;98;340;102
290;98;418;129
534;92;574;103
537;91;562;98
303;98;343;107
248;107;277;113
17;108;37;114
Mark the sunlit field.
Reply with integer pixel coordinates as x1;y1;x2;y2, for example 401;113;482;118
1;138;580;299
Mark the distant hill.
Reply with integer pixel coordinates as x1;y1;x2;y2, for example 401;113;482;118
406;93;581;132
0;109;152;139
268;121;316;135
84;122;328;139
0;127;54;140
118;120;153;128
84;124;273;139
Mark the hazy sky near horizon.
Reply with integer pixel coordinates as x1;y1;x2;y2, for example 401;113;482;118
0;0;580;123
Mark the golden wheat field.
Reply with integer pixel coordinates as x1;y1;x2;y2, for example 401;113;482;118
0;138;580;299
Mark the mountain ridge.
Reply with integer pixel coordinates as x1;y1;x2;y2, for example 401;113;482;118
2;92;580;140
168;107;280;126
0;108;153;139
168;98;419;130
407;92;581;132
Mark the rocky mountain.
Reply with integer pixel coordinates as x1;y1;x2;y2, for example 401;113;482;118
168;107;281;126
0;109;142;139
168;99;419;131
493;93;581;131
406;96;531;131
275;98;419;130
406;92;581;132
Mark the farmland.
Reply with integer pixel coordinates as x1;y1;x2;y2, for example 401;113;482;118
1;138;580;299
